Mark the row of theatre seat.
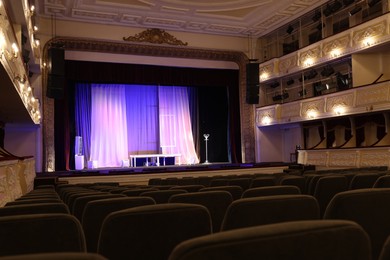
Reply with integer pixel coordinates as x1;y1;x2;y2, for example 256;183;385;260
0;169;390;259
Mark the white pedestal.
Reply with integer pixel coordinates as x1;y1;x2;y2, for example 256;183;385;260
75;155;84;170
87;160;98;169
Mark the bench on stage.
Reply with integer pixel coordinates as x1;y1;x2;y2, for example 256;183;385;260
129;154;181;167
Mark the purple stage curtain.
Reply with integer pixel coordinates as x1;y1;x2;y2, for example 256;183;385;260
90;84;129;167
75;83;91;165
159;86;199;165
125;85;159;155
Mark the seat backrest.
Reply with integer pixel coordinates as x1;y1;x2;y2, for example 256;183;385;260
5;198;62;206
349;173;382;190
169;185;205;193
379;235;390;260
278;175;305;193
168;220;371;260
140;189;188;204
121;188;158;196
221;194;320;231
250;176;276;188
169;191;233;233
199;186;243;201
82;197;156;252
313;175;348;217
324;188;390;260
72;193;125;220
228;178;252;191
97;203;211;260
0;213;86;257
0;203;69;217
373;175;390;188
242;185;300;198
0;252;107;260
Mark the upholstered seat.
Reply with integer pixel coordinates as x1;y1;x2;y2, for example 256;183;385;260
0;213;86;256
82;197;156;252
140;189;188;204
168;220;371;260
324;188;390;260
313;175;348;217
97;203;212;260
241;185;300;198
169;191;233;233
221;194;320;231
0;203;69;217
200;186;243;201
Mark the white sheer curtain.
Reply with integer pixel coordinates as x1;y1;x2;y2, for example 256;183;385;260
90;84;129;167
159;86;199;164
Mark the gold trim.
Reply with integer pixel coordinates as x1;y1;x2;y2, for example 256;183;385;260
123;28;188;46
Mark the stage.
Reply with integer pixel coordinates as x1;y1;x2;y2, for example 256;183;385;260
35;162;293;186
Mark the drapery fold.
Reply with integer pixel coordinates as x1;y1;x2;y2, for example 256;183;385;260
159;86;199;165
90;84;129;167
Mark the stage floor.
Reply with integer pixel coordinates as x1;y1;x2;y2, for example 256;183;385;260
35;162;292;186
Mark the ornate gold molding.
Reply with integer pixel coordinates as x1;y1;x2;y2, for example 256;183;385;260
123;28;188;46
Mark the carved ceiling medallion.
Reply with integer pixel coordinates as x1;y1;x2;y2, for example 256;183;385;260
123;28;188;46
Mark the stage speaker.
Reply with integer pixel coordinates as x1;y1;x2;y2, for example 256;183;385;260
246;63;259;104
46;48;65;99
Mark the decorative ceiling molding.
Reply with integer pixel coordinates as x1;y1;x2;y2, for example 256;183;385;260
123;28;188;46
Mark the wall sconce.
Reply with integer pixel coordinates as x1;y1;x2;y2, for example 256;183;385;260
306;108;318;119
330;48;341;58
260;72;269;81
333;104;346;115
363;37;375;47
304;58;314;67
261;114;272;125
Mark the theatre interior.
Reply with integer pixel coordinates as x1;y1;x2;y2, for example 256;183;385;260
2;0;390;259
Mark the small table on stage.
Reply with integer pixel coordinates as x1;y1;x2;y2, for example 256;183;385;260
129;154;181;167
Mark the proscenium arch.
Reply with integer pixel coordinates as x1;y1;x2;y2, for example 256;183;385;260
41;36;255;171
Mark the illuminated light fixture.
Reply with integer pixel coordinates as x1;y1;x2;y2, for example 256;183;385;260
33;25;38;31
330;48;341;57
363;37;375;46
306;109;318;119
261;114;272;125
260;72;269;81
304;58;314;67
11;43;19;58
333;104;346;115
27;86;32;93
349;6;362;16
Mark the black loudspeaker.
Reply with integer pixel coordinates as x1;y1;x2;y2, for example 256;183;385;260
246;63;259;104
46;48;65;99
46;74;65;99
